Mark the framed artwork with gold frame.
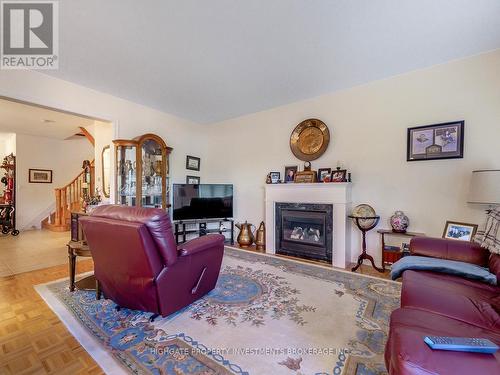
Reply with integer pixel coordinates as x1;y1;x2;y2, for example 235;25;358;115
442;221;477;242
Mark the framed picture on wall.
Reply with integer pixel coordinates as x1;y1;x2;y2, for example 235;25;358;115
186;155;201;171
442;221;478;242
29;169;53;183
407;121;464;161
186;175;200;184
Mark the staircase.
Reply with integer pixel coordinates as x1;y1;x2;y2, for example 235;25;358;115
42;160;95;232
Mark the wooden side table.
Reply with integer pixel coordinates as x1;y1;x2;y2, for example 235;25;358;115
70;211;88;242
378;229;425;270
67;241;101;299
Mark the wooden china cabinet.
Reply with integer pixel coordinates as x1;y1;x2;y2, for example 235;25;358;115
113;133;172;209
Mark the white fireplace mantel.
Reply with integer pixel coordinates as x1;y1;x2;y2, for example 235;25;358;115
265;183;352;268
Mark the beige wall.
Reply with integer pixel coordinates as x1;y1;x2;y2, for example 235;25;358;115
2;51;498;264
15;133;94;229
203;50;500;264
86;121;114;203
0;70;210;196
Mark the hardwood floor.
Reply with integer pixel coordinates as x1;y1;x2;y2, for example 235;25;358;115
0;259;103;375
0;243;392;374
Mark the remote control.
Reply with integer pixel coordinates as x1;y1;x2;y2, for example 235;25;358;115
424;336;499;354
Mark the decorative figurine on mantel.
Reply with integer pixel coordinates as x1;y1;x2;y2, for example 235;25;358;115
294;161;317;183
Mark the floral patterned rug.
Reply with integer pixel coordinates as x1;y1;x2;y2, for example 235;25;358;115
35;248;400;375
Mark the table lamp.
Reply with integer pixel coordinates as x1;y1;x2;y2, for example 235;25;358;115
467;169;500;208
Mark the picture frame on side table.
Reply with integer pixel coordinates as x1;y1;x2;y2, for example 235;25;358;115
186;175;200;184
284;166;298;183
407;121;464;161
331;169;346;182
186;155;201;171
442;221;478;242
29;169;53;183
318;168;331;182
269;172;280;184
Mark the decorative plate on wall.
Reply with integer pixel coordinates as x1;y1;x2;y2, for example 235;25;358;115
290;119;330;161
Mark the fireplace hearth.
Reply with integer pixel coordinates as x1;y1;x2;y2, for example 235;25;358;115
275;202;333;263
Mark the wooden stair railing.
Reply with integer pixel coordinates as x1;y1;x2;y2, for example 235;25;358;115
44;160;94;231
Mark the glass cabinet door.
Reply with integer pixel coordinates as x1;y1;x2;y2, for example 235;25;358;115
114;134;171;209
140;138;164;208
116;143;137;206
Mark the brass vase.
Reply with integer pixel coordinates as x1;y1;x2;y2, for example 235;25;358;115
235;221;255;247
255;221;266;251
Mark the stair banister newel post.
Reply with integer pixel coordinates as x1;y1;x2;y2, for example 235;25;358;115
54;188;61;226
61;187;67;221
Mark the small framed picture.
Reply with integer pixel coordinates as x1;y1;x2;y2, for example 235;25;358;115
186;175;200;184
318;168;332;182
442;221;478;242
407;121;464;161
186;155;201;171
284;166;298;183
29;169;53;183
330;169;346;182
269;172;280;184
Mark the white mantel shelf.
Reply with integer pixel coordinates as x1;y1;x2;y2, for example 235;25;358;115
265;182;352;268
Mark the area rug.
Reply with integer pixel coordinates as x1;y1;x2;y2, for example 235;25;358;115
35;248;401;375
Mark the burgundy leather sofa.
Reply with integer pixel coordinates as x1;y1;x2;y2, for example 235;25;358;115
79;205;224;317
385;237;500;374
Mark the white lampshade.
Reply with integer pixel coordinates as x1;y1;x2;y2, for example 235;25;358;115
467;169;500;205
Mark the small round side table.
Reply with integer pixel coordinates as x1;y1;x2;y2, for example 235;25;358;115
67;241;101;299
349;215;384;273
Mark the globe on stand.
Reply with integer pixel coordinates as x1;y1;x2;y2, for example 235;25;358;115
349;204;384;273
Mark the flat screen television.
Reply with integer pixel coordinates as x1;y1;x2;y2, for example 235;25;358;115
172;184;233;221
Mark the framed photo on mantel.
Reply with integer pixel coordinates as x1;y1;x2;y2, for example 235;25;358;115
407;121;464;161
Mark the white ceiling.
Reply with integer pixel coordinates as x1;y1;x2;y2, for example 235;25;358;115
0;98;97;140
45;0;500;123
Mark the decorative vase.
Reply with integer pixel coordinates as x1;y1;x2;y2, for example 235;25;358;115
390;211;409;233
235;221;255;247
255;221;266;251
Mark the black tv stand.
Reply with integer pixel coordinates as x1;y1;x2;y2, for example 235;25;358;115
174;218;234;245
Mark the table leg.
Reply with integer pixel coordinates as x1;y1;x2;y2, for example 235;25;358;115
96;279;101;300
381;233;386;272
351;253;364;272
68;247;76;292
364;252;385;273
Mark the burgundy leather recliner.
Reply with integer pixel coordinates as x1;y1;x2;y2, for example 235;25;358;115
79;205;224;317
385;237;500;374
